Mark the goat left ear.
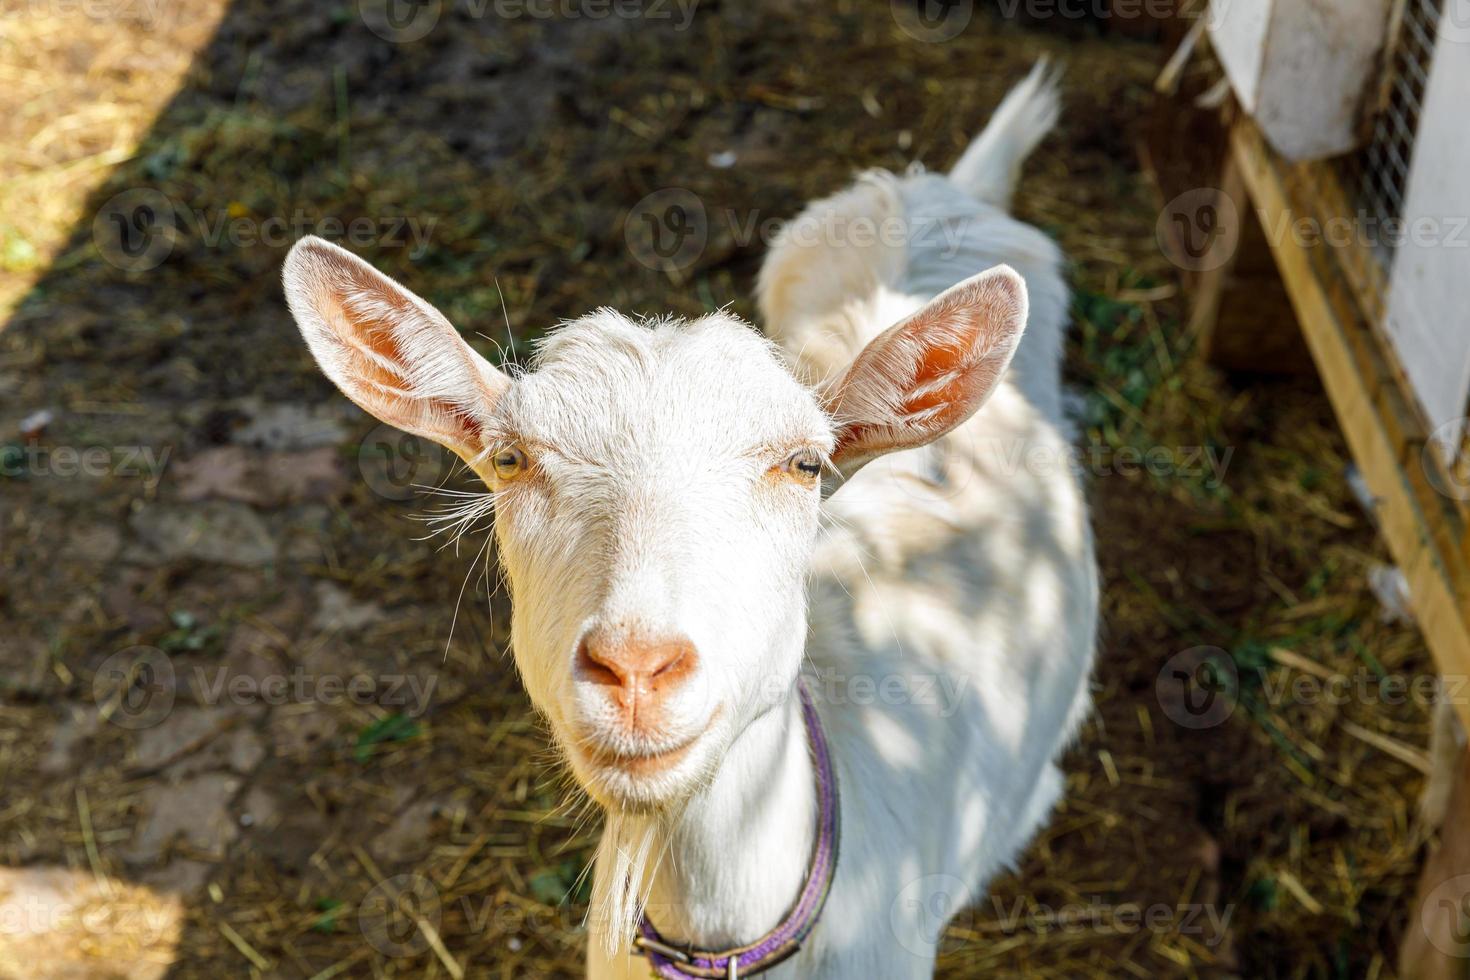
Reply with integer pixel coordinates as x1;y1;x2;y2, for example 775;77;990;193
822;265;1028;488
282;236;510;478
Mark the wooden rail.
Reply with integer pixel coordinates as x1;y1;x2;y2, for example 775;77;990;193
1228;117;1470;732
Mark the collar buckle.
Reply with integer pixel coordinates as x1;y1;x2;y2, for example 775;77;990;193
632;935;692;964
632;936;741;979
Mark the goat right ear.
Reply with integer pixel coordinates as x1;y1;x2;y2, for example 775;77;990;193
821;265;1028;490
282;236;509;474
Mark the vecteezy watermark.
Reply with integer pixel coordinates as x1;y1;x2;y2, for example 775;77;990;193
358;423;453;501
1158;188;1470;272
989;441;1234;487
894;0;1233;41
1156;188;1242;273
1419;873;1470;959
192;666;438;717
494;0;699;27
360;0;442;41
624;188;986;274
0;444;170;481
775;668;969;719
1423;416;1470;502
185;208;437;259
93;189;177;273
985;895;1235;943
1156;646;1238;730
891;0;975;43
92;189;438;272
93;646;440;728
624;188;709;275
988;0;1230;28
1256;670;1459;710
17;0;173;27
887;875;1235;958
1156;646;1470;730
360;874;442;957
890;874;975;957
0;894;179;945
883;438;1235;506
360;0;700;43
93;646;177;730
1258;209;1470;253
995;0;1171;18
1438;0;1470;45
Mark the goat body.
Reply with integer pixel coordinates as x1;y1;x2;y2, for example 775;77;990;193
593;62;1098;978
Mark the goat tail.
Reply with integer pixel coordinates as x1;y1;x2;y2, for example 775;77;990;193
947;58;1063;211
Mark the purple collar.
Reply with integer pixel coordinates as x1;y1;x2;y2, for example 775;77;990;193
633;679;840;979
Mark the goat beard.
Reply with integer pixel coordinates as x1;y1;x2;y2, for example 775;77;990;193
589;807;671;957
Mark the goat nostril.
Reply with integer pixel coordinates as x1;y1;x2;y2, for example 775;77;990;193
647;641;698;693
576;636;623;687
651;643;692;681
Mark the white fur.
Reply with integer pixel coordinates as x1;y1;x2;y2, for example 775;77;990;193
947;57;1064;211
282;63;1095;979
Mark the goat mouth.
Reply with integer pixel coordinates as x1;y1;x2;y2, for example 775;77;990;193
576;713;720;779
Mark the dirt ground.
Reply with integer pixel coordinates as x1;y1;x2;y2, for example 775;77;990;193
0;2;1442;978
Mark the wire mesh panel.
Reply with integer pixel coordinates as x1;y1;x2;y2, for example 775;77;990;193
1336;0;1446;271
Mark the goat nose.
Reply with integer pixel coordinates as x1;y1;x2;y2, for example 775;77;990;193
576;628;698;706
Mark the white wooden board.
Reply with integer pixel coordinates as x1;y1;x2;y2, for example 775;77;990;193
1209;0;1393;160
1383;36;1470;462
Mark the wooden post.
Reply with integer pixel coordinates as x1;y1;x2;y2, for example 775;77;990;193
1140;24;1311;375
1400;742;1470;978
1185;152;1313;374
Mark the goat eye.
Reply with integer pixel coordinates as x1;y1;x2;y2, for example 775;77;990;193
783;448;823;484
491;446;528;480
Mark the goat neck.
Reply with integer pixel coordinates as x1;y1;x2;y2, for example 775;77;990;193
642;686;818;953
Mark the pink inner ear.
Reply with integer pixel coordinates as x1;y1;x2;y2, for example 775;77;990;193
827;267;1025;470
903;333;982;426
311;246;486;446
342;289;485;443
832;329;982;466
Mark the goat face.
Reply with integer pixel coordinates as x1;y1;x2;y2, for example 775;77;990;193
490;311;832;808
284;235;1028;812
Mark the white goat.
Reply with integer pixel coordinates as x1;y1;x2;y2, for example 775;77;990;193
283;60;1096;979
